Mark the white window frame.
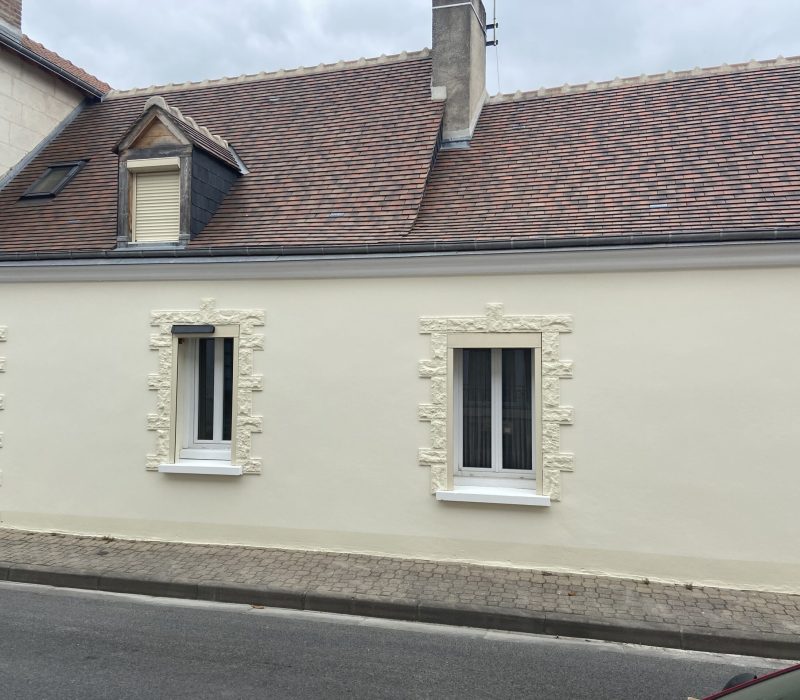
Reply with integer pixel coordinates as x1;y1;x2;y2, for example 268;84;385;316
179;337;234;461
163;324;240;474
448;333;543;492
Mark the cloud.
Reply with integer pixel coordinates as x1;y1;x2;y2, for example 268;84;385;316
22;0;800;92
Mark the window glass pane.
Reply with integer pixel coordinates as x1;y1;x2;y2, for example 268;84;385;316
462;349;492;469
26;165;75;194
502;349;532;470
222;338;233;441
197;339;215;440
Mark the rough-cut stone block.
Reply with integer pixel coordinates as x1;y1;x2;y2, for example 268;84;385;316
239;376;263;391
543;468;561;501
539;315;573;332
430;421;446;450
542;422;560;452
430;376;447;405
0;327;7;341
544;452;574;472
486;302;504;318
237;394;253;414
239;334;264;349
541;332;561;362
420;317;489;333
430;463;447;492
238;348;253;374
242;460;261;474
199;298;215;314
155;430;169;454
430;333;448;359
543;407;574;424
146;413;168;430
419;448;446;465
149;334;172;348
147;373;166;389
155;390;171;414
418;404;445;421
542;376;561;408
237;415;263;431
418;359;446;377
543;361;573;378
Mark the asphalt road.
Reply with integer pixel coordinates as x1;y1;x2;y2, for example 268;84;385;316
0;582;787;699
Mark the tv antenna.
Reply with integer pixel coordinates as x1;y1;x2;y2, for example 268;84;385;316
486;0;501;92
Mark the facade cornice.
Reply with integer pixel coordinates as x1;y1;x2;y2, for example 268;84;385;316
2;241;800;283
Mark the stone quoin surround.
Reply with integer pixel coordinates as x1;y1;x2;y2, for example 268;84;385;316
418;303;574;500
147;299;265;473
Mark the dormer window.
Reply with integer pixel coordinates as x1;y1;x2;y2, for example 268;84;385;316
114;96;243;249
127;157;181;243
20;160;86;199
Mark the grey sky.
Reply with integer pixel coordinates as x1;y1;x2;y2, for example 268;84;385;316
23;1;800;93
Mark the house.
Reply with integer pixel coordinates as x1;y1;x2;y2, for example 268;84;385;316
1;0;799;595
0;1;109;178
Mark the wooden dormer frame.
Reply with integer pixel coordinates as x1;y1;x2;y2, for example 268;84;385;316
115;110;193;249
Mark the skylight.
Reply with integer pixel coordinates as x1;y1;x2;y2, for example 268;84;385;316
20;161;86;199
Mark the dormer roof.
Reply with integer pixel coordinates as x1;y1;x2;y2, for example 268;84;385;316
115;96;243;173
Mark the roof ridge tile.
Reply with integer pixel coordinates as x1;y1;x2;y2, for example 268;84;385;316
142;95;231;151
488;53;800;104
106;48;431;99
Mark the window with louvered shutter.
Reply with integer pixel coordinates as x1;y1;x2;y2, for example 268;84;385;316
132;170;180;243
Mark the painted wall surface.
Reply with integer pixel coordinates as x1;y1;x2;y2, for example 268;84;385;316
1;265;799;593
0;44;82;175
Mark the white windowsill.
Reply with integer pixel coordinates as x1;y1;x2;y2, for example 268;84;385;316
158;460;242;476
435;486;550;506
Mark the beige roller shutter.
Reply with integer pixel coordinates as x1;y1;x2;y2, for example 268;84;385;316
132;170;180;242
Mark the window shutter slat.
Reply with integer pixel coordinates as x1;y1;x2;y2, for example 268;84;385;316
133;171;180;242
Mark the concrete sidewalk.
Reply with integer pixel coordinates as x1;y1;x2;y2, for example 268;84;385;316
1;527;798;660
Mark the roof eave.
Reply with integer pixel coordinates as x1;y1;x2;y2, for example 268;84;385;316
2;227;800;263
0;29;106;99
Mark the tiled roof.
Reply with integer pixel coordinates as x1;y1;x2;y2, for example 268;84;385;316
0;54;443;254
20;35;110;94
2;52;800;258
411;59;800;244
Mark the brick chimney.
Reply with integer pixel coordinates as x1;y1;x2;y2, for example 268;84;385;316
0;0;21;38
431;0;487;144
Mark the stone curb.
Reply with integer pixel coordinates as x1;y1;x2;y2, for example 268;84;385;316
2;562;798;661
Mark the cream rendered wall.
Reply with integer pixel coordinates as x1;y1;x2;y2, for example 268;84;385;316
1;265;799;593
0;44;82;175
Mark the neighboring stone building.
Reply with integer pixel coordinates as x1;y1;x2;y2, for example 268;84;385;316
0;0;108;177
1;1;800;595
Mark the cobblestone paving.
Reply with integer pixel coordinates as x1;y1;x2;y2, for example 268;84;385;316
1;528;799;639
